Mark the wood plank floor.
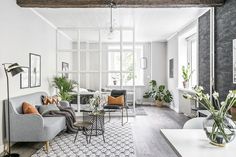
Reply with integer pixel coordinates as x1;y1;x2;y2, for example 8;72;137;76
7;106;189;157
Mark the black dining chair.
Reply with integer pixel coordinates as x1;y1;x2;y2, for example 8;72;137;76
103;90;129;126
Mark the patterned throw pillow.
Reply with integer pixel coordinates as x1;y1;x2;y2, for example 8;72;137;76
42;96;59;105
22;102;39;114
108;95;124;106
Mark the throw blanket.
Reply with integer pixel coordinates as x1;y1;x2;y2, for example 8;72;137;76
42;106;77;133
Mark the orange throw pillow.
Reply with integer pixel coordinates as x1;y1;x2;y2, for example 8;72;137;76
22;102;39;114
108;95;124;106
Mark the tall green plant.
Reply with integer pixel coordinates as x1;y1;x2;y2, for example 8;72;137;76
52;76;78;102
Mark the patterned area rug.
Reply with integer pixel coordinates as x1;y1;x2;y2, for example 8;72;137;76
31;122;136;157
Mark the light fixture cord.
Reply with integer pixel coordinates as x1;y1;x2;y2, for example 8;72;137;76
110;2;113;33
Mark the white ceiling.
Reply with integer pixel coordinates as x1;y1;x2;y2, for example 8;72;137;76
35;8;208;42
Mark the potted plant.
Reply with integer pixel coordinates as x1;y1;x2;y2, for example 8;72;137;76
182;63;194;88
184;86;236;147
143;80;173;107
52;76;78;102
112;74;119;85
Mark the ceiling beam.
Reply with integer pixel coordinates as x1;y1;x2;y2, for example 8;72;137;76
17;0;224;8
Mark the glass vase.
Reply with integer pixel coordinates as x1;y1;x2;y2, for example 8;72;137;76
203;114;236;147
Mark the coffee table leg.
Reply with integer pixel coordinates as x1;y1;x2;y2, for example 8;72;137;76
89;116;95;143
74;127;80;143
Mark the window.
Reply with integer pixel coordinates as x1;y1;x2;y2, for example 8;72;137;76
186;34;198;87
107;44;144;86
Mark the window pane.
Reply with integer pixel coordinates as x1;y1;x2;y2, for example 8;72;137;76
191;40;197;87
108;73;120;86
122;73;133;86
108;52;120;71
122;51;133;71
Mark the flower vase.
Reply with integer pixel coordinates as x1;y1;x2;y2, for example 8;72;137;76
203;114;236;147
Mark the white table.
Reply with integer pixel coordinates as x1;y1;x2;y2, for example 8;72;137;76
161;129;236;157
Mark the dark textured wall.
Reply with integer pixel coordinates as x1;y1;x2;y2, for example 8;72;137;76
198;11;210;94
215;0;236;99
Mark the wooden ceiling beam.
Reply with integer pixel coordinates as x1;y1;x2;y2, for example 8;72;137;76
17;0;224;8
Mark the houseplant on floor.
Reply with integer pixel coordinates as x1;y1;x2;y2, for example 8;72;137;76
184;86;236;147
182;63;194;88
143;80;173;107
53;76;78;103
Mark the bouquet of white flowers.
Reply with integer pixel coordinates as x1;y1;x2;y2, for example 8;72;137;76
184;86;236;147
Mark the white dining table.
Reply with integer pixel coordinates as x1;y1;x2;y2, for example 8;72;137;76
160;129;236;157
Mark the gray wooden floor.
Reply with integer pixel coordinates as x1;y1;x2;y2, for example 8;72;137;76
7;106;188;157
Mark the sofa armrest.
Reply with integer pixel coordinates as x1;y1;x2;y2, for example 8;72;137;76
59;101;70;108
12;114;44;132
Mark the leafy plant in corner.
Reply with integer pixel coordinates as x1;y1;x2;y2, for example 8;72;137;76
52;76;78;102
143;80;173;106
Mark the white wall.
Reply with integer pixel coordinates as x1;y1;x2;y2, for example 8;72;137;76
0;0;72;152
167;21;197;112
167;35;179;112
151;42;167;86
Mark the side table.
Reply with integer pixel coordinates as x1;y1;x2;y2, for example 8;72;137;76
83;110;105;143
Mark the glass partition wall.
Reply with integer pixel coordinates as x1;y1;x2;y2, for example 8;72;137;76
56;27;136;113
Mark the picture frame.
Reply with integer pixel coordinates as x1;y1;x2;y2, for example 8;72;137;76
62;62;69;79
140;57;147;69
233;39;236;84
169;58;174;78
30;53;41;87
20;67;29;89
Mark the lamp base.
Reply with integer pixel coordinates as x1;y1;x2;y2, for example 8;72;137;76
3;153;20;157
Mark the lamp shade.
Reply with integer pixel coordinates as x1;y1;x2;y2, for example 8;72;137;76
7;63;24;77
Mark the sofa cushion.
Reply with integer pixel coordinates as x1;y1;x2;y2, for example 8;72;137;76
38;104;59;115
108;95;124;106
42;95;59;105
22;102;39;114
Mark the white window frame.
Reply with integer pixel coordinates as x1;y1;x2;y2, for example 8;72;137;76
186;33;198;88
107;43;144;87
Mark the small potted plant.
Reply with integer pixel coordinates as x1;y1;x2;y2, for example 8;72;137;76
182;63;194;88
112;74;119;85
143;80;173;107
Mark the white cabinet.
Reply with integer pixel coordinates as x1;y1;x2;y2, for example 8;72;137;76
178;88;197;117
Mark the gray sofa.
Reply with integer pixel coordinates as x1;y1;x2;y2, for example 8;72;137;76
4;92;66;152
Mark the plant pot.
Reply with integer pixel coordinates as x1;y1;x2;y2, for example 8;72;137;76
155;100;164;107
203;114;236;147
230;107;236;121
113;80;117;85
183;81;189;88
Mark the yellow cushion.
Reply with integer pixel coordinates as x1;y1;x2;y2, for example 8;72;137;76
108;95;124;106
22;102;39;114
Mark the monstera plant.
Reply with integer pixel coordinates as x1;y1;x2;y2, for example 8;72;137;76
143;80;173;107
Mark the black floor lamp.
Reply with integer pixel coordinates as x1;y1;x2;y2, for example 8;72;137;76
2;63;23;157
